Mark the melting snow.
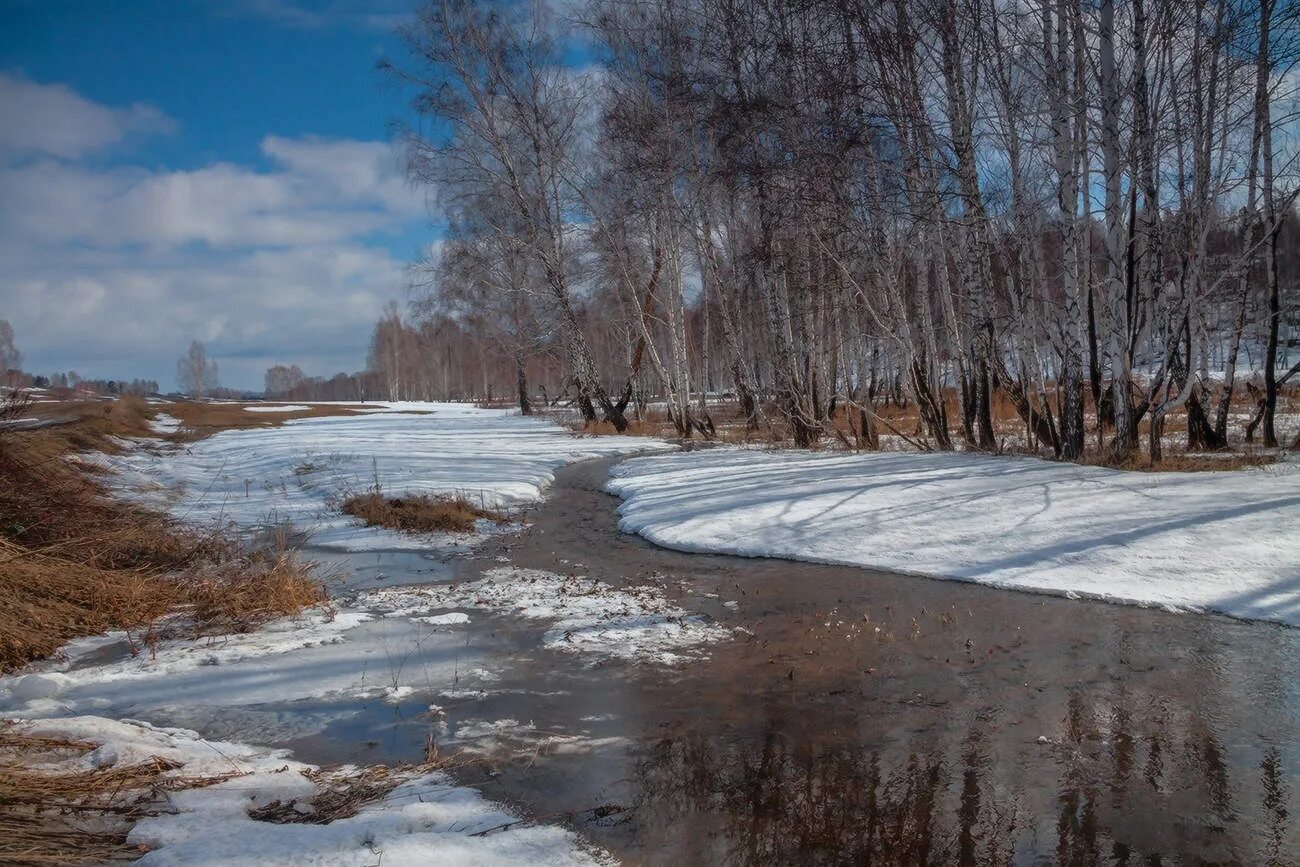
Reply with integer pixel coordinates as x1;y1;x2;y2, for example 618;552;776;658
11;716;610;866
608;449;1300;627
368;567;732;665
103;402;673;552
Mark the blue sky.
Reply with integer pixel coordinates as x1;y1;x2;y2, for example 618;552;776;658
0;0;436;390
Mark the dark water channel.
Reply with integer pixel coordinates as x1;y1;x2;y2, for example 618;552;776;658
290;457;1300;866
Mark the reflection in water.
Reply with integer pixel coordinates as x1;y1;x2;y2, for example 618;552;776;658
618;683;1296;866
1261;748;1290;867
630;728;1017;865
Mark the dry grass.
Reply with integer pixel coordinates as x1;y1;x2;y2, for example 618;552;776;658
248;765;413;825
341;492;508;534
0;394;326;673
1079;450;1277;473
163;401;376;440
0;722;236;864
551;379;1299;472
0;720;456;863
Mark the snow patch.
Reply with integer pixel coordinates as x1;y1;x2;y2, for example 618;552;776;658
105;401;673;553
11;716;609;866
368;567;731;665
148;412;181;434
608;449;1300;627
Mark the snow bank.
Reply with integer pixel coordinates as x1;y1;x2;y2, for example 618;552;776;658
106;402;672;551
608;449;1300;626
369;567;731;665
14;716;609;866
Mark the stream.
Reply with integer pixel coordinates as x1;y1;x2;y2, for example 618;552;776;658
52;455;1300;864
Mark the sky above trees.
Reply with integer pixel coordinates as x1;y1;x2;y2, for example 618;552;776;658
0;0;435;389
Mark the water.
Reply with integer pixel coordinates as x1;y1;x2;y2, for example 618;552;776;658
234;456;1300;865
83;455;1299;864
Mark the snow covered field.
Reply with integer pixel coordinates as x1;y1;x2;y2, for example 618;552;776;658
106;401;673;551
608;449;1300;627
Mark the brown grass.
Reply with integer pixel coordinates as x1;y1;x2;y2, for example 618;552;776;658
0;394;326;673
341;492;508;534
164;400;375;440
551;379;1299;472
0;720;455;863
0;722;236;864
248;765;411;825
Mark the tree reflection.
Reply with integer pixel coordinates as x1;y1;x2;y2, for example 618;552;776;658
618;690;1296;865
629;727;1016;865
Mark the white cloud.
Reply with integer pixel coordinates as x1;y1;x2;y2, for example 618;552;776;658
5;241;407;387
0;136;424;249
0;72;176;159
261;135;426;215
0;77;430;389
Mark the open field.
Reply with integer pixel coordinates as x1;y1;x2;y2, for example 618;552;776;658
0;395;325;672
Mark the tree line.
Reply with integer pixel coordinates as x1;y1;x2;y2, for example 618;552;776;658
328;0;1300;461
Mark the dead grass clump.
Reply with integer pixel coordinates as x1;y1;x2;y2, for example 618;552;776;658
164;401;411;442
187;547;328;635
248;765;411;825
1079;450;1277;473
341;492;507;534
0;548;179;669
0;722;235;864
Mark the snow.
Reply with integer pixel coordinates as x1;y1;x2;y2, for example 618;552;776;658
244;404;310;412
0;567;726;724
149;412;181;434
12;715;609;866
103;402;673;552
608;449;1300;627
367;567;732;665
419;611;472;626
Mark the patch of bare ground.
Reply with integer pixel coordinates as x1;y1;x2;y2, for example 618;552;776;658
1078;450;1278;472
163;401;382;441
0;393;326;673
341;492;508;534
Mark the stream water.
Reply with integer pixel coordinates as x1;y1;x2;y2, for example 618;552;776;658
61;455;1300;864
262;457;1300;865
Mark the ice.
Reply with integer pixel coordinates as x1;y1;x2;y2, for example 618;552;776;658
368;567;733;665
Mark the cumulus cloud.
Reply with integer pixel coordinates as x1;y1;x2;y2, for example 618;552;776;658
0;136;424;249
5;240;408;388
0;77;428;389
0;72;176;159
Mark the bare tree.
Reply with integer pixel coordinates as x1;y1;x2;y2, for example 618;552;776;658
365;0;1299;459
177;340;219;399
392;0;629;429
265;364;306;398
0;319;20;377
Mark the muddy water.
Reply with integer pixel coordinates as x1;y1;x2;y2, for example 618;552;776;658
297;457;1298;865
